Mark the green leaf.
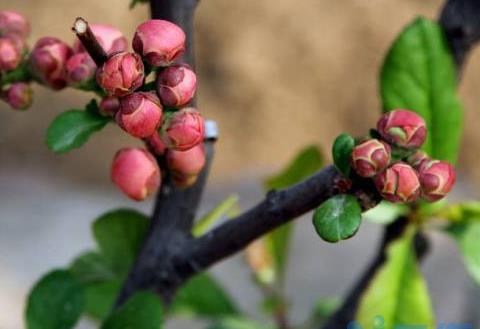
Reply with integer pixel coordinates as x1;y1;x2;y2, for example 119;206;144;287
93;209;149;275
172;273;238;318
46;106;109;153
381;17;462;164
332;133;355;176
193;195;240;237
356;226;434;329
70;251;117;285
264;145;324;277
101;292;163;329
85;280;122;321
312;195;362;243
206;317;273;329
363;201;409;225
26;270;85;329
446;221;480;285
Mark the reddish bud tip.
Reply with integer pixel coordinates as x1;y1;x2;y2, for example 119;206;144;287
132;19;185;67
167;144;206;179
116;92;163;138
156;64;197;107
29;37;73;90
111;147;161;201
161;107;204;151
73;24;128;55
418;160;456;202
351;139;391;177
2;82;32;110
65;52;96;86
377;109;427;149
96;51;144;97
0;11;30;38
375;162;421;203
0;35;23;71
144;131;168;156
99;96;120;116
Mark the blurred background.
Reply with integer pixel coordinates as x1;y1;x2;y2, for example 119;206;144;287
0;0;479;328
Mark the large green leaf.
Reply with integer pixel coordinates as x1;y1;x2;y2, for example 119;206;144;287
84;280;122;321
70;251;117;285
26;270;85;329
356;226;434;329
363;201;409;225
312;195;362;243
93;209;149;275
101;292;163;329
172;273;238;318
332;133;355;177
46;101;110;153
264;145;324;277
381;18;462;163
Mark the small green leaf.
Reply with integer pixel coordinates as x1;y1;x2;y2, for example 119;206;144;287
193;195;240;237
70;251;117;285
264;145;324;277
172;273;238;318
46;107;109;153
93;209;149;275
381;17;463;164
332;133;355;176
356;226;434;329
101;292;163;329
206;317;274;329
26;270;85;329
312;195;362;243
85;280;122;321
363;201;409;225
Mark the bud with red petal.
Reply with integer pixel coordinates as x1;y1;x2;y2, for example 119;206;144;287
73;24;128;55
0;11;30;38
377;109;427;149
156;64;197;107
144;131;167;156
29;37;72;90
407;150;430;169
116;92;162;138
65;52;96;86
161;108;204;151
167;144;206;188
99;96;120;116
132;19;185;67
351;139;391;177
96;52;144;97
418;160;456;202
375;162;421;203
111;147;161;201
0;35;24;71
2;82;32;110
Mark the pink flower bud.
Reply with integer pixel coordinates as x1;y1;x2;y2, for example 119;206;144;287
161;108;204;151
99;96;120;116
65;52;96;86
111;148;161;201
116;92;163;138
418;160;456;202
132;19;185;67
167;144;206;179
407;150;430;169
73;24;128;55
2;82;32;110
156;64;196;107
144;131;167;156
0;11;30;38
96;52;144;97
0;36;23;71
351;139;391;177
29;37;73;90
375;162;421;203
377;109;427;149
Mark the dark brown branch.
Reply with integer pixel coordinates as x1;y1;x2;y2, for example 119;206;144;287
72;17;108;66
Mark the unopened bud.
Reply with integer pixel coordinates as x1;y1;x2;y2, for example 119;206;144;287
161;108;204;151
0;35;23;71
351;139;391;177
99;96;120;116
374;162;421;203
418;160;456;202
65;52;96;86
111;148;161;201
377;109;427;149
0;11;30;38
156;64;196;107
407;150;429;169
144;131;167;156
167;144;206;180
132;19;185;67
2;82;32;110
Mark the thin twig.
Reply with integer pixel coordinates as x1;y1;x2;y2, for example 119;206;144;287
72;17;108;66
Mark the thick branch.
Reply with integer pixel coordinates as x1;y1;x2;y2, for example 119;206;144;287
72;17;108;66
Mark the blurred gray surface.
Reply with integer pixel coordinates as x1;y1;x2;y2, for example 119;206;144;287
0;171;479;328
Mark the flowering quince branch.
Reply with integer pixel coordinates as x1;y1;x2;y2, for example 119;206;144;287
71;17;108;66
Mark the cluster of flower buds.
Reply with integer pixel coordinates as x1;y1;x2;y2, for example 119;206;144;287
99;19;205;201
0;11;32;110
349;109;456;203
